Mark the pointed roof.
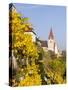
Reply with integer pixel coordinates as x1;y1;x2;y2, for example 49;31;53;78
48;28;54;39
40;40;48;47
9;3;16;11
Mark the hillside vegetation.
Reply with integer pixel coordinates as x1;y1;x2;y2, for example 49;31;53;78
9;7;66;86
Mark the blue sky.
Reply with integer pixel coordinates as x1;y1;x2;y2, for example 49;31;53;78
14;3;66;51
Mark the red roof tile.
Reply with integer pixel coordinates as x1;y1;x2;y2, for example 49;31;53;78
40;40;48;47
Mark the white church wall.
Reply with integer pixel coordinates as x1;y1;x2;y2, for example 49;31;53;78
55;44;59;54
42;47;48;52
48;39;55;51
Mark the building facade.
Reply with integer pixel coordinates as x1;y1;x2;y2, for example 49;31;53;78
48;28;59;54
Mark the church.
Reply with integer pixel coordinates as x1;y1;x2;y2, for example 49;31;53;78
10;4;61;56
38;28;59;55
25;27;61;55
48;28;59;54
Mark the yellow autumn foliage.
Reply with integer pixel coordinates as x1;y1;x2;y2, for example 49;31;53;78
18;74;41;86
9;6;42;86
18;64;41;86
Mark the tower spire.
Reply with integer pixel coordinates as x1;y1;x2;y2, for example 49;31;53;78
48;27;54;39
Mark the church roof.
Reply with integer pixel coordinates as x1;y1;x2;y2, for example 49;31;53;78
40;40;48;47
48;28;54;39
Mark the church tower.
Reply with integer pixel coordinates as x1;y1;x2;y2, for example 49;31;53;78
48;28;55;52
